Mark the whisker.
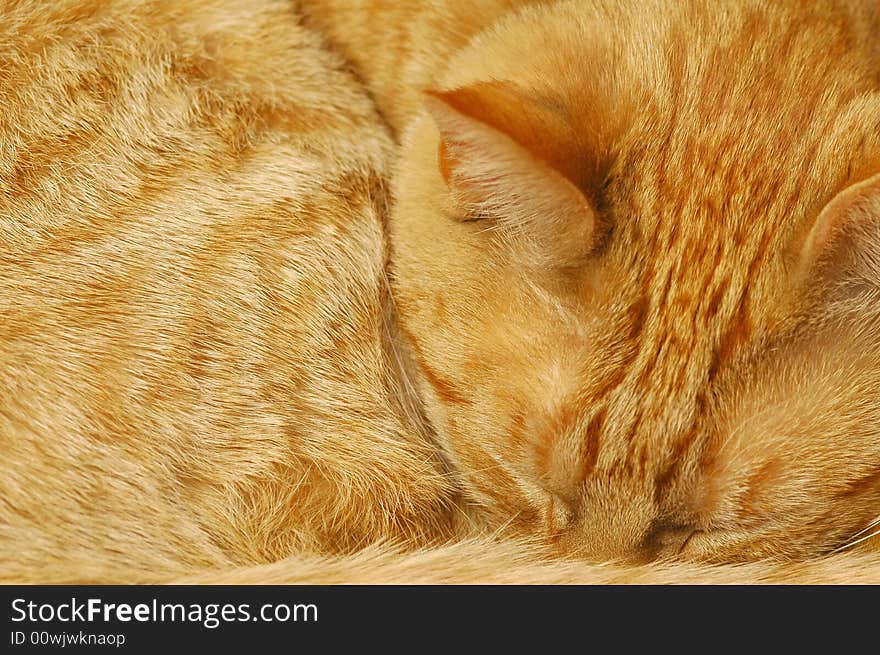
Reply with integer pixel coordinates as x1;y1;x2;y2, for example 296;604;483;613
836;526;880;553
832;515;880;553
847;515;880;541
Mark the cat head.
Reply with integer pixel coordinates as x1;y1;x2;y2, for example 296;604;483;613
389;0;880;562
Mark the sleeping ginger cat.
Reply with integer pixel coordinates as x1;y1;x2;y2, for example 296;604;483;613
1;0;879;583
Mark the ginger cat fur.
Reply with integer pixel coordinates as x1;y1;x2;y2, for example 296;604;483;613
1;0;879;584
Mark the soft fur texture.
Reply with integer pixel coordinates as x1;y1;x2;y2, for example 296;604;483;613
1;0;879;584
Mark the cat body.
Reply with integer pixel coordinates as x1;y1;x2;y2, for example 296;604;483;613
1;0;879;582
0;0;453;582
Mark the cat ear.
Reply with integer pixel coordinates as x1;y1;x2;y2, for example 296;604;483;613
798;171;880;287
423;82;598;268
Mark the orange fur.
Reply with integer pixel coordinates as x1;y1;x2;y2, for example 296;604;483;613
1;0;879;584
386;0;880;563
0;0;454;581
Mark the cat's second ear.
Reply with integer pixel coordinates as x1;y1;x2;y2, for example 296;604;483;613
423;83;599;268
797;171;880;289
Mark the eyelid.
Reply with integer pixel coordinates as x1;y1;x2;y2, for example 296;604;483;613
461;208;493;222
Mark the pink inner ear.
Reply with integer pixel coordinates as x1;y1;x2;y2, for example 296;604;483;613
800;171;880;276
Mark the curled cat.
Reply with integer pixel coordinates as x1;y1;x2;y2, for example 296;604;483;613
1;0;879;583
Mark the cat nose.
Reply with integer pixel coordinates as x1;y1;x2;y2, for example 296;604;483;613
639;521;699;562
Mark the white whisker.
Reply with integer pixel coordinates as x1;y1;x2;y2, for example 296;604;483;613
832;515;880;553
